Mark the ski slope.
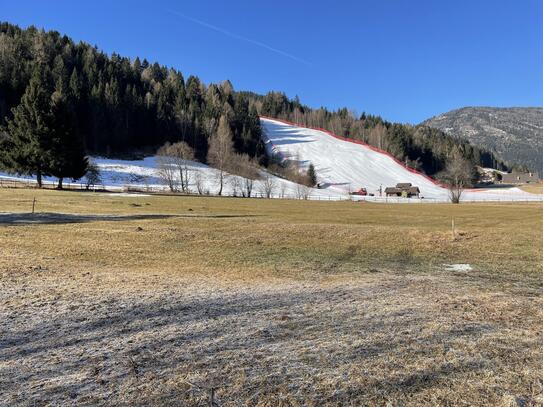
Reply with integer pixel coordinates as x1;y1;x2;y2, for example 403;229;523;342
260;117;540;202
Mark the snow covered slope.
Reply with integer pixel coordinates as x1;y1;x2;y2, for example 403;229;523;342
0;156;333;199
260;117;540;202
90;156;331;198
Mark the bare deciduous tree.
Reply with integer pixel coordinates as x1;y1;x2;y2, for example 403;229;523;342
295;183;310;200
236;154;260;198
279;182;287;199
173;142;195;192
367;123;387;150
229;175;242;197
438;152;475;203
207;115;234;195
284;159;313;197
194;169;206;195
156;153;178;192
260;173;276;198
242;175;255;198
156;141;195;193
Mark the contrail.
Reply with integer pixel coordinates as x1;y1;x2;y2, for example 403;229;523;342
166;9;312;66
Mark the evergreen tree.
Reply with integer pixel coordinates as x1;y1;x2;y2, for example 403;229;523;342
69;68;83;101
49;80;88;188
1;65;55;187
307;163;317;186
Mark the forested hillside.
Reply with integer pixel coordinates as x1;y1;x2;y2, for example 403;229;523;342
0;22;263;162
423;107;543;173
0;22;508;183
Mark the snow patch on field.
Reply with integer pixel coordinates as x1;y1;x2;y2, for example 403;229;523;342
444;264;473;272
106;193;151;197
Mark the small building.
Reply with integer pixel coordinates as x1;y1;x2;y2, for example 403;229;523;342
396;183;412;189
385;183;420;198
501;172;540;184
384;187;400;196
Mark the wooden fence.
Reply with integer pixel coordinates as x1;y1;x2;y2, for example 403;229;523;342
1;176;543;203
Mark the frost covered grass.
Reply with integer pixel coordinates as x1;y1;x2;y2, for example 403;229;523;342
1;188;543;406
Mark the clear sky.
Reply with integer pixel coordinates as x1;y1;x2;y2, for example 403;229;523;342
2;0;542;123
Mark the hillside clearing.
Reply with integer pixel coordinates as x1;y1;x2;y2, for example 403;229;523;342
1;189;543;406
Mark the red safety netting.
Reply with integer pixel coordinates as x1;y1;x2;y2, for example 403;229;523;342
259;115;450;188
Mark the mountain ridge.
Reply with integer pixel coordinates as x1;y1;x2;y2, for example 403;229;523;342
422;106;543;173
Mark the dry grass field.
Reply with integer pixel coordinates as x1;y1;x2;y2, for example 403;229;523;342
1;188;543;406
521;183;543;195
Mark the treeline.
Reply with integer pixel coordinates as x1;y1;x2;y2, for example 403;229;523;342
250;92;508;175
0;22;264;165
0;22;509;185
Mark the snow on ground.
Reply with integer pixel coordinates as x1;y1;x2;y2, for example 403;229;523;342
260;117;542;202
0;156;336;199
91;156;336;198
0;117;541;202
444;264;473;272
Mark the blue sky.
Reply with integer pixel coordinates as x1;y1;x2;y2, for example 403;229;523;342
2;0;542;123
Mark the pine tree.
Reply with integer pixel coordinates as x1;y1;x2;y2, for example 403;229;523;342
1;65;55;187
69;68;83;101
49;80;88;189
307;163;317;186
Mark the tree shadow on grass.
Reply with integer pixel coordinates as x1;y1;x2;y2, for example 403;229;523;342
1;278;536;406
0;212;258;226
